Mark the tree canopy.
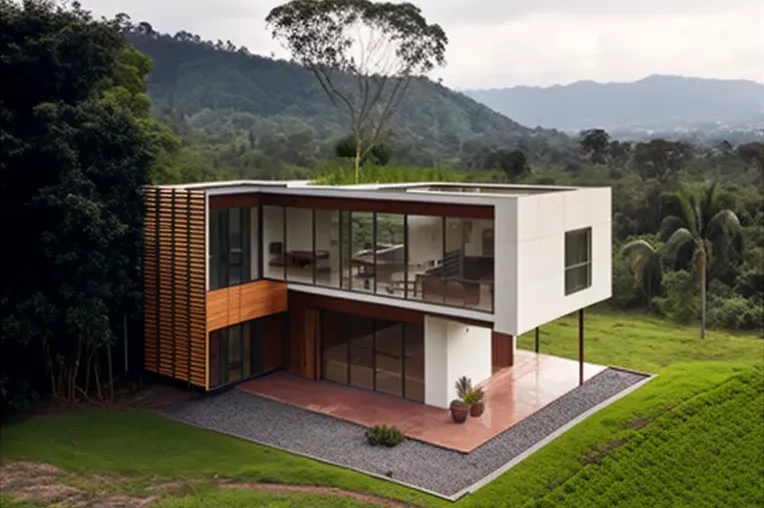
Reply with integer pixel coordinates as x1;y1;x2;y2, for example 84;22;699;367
266;0;448;180
1;0;156;414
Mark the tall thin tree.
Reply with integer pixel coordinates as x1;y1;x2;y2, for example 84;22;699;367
660;184;741;338
266;0;447;182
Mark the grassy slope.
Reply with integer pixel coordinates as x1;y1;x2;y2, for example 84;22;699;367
1;312;762;507
536;367;764;508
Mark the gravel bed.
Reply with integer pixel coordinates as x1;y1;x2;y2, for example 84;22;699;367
164;368;647;498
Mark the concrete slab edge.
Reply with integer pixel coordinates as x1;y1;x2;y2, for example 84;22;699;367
449;372;657;502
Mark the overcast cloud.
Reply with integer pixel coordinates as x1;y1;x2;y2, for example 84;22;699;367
78;0;764;89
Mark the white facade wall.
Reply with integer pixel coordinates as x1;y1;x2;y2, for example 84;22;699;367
493;187;612;336
424;315;492;408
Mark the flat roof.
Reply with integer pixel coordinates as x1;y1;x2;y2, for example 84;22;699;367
159;180;585;201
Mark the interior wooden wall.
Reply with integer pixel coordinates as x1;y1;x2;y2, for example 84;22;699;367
144;187;207;388
206;280;288;332
491;331;514;373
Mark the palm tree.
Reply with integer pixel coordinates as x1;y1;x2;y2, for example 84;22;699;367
659;184;742;338
620;237;663;311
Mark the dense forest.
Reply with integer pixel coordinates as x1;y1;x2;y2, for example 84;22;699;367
119;21;578;179
1;1;762;420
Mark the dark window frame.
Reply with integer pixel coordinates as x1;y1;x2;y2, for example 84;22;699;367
564;227;593;295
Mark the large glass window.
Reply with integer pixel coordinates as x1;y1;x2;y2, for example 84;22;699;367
315;209;340;288
407;215;445;304
444;218;495;312
207;313;287;389
262;205;285;280
208;207;253;290
320;311;424;401
375;320;403;396
374;214;406;298
404;322;425;402
350;212;374;293
285;207;314;285
340;211;353;290
348;315;375;390
565;227;592;295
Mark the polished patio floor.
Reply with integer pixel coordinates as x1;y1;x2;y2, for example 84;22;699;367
237;350;607;453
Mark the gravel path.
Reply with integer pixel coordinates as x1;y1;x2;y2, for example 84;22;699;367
164;368;647;498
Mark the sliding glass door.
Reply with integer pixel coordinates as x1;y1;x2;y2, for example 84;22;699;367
319;310;424;402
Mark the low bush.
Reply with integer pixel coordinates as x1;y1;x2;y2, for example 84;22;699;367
364;425;404;447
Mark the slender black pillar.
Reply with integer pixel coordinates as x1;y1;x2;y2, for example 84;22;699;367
578;309;585;385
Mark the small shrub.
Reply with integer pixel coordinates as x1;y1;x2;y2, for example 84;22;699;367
464;386;485;405
365;425;404;447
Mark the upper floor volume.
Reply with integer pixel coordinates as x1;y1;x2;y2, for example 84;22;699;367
145;180;612;338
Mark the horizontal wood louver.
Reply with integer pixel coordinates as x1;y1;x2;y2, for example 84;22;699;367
144;187;207;388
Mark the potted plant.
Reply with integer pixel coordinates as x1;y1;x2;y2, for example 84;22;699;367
450;376;472;423
465;386;485;417
449;399;469;423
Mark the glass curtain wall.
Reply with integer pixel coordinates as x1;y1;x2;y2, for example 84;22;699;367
285;207;314;284
262;205;285;280
350;212;374;293
374;213;405;297
209;207;254;290
264;207;494;312
208;313;287;389
406;215;445;304
319;311;425;402
315;209;340;288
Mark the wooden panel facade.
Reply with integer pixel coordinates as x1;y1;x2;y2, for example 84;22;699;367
206;280;288;332
287;307;321;379
491;331;514;373
144;187;207;388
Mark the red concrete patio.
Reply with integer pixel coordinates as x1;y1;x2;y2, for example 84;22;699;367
237;350;607;453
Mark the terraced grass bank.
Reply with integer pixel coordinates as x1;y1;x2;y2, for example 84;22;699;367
537;366;764;508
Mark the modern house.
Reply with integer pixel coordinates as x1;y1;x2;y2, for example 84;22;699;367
144;181;611;409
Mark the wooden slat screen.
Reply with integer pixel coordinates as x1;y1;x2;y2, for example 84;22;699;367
144;187;207;388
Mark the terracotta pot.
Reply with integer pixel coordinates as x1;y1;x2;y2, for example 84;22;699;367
449;400;469;423
470;401;485;417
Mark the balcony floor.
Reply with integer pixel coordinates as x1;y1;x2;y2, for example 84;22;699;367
237;350;607;453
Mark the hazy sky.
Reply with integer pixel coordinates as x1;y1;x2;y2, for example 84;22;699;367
79;0;764;90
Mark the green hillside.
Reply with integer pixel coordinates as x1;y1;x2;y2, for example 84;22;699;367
536;366;764;508
126;31;572;170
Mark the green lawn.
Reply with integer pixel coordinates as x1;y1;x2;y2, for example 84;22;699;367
1;311;762;507
517;310;763;372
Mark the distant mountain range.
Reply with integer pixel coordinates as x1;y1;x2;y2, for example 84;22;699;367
125;32;571;168
465;75;764;137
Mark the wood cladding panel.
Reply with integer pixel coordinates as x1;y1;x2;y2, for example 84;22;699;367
144;187;207;388
206;280;288;332
288;306;320;379
491;331;514;372
263;314;286;372
260;194;493;219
